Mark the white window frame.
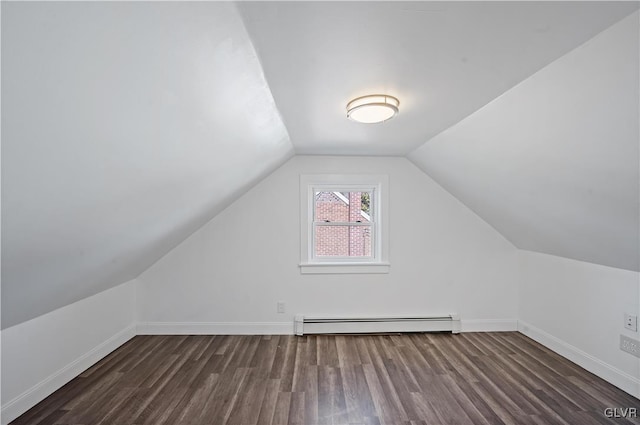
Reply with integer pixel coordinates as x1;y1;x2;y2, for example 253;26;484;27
300;174;390;274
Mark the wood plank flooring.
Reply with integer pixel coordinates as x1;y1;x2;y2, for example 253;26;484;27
11;332;640;425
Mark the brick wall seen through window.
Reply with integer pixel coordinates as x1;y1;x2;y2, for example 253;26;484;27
314;191;372;257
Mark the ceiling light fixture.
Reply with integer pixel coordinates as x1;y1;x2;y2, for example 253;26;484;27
346;94;400;124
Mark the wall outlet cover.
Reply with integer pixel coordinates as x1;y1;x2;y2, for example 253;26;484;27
620;335;640;358
624;313;637;332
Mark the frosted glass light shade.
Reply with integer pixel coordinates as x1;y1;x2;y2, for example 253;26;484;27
346;94;400;124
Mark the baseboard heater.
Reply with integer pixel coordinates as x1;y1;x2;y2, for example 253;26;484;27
294;314;460;336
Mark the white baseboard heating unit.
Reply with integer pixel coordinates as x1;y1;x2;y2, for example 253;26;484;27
294;314;460;336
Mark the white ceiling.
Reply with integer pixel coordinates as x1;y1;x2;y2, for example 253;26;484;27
410;11;639;271
238;1;638;155
2;1;638;328
1;2;292;328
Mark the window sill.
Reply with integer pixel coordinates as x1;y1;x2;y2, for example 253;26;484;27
299;262;390;274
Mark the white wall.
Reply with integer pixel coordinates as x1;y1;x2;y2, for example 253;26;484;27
518;250;640;398
1;279;136;425
137;156;519;334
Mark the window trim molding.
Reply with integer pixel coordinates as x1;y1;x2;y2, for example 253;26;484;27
299;174;390;274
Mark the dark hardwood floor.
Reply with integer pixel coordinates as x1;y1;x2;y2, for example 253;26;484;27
11;332;640;425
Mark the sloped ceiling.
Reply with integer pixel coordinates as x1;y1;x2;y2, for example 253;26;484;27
1;2;293;328
2;1;638;328
409;11;639;271
238;1;638;155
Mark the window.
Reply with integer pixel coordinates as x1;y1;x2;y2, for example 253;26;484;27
314;190;373;258
300;174;389;274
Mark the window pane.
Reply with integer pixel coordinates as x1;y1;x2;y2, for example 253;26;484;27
314;191;372;223
315;225;372;257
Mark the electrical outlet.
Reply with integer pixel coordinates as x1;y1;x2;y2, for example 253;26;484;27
277;301;285;314
624;313;637;332
620;335;640;358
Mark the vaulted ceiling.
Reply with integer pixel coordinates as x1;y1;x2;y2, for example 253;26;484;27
409;11;639;271
1;2;293;328
2;1;638;328
239;1;638;156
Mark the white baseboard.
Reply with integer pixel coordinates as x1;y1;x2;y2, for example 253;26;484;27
137;321;294;335
461;319;518;332
1;324;136;425
518;320;640;399
137;320;516;335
